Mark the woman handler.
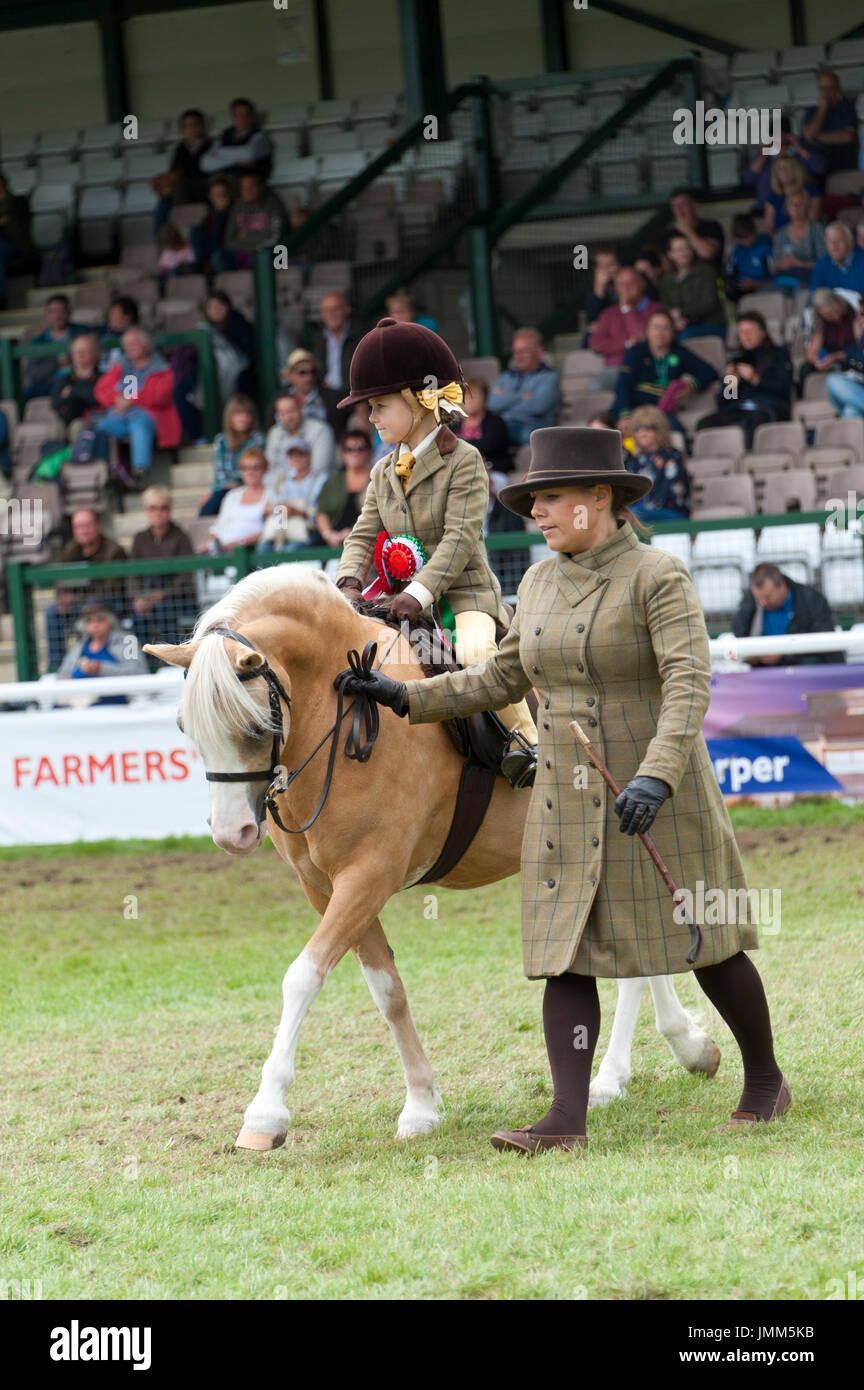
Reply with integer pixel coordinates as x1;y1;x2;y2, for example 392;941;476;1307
341;426;790;1152
335;316;538;788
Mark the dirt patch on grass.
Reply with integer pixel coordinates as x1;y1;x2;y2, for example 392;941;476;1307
736;825;862;854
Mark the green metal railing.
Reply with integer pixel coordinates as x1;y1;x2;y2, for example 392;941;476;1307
7;508;863;681
0;328;221;439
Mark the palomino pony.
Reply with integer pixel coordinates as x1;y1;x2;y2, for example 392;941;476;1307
146;565;720;1150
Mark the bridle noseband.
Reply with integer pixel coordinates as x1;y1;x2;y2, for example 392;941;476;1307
193;625;394;836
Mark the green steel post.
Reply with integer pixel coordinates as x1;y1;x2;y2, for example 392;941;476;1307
680;58;708;192
0;336;20;411
467;223;499;358
253;247;279;419
471;75;497;214
194;329;221;439
7;562;38;682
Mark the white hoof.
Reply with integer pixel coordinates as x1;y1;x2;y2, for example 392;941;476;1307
665;1023;722;1076
239;1103;291;1146
395;1089;443;1139
588;1074;628;1108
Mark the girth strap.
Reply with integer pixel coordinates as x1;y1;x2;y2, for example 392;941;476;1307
414;759;497;885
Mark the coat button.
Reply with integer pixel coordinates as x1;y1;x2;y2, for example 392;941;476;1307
577;623;584;632
543;721;549;730
577;663;584;673
593;797;601;807
587;717;597;727
546;878;555;888
544;699;550;709
535;627;541;635
546;798;552;809
545;760;551;769
590;877;597;886
592;836;599;847
401;505;407;512
546;839;553;849
586;697;595;707
532;665;539;674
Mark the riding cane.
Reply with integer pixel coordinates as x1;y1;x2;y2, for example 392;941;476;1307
570;720;703;965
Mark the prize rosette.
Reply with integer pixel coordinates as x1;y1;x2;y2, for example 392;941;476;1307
362;531;429;600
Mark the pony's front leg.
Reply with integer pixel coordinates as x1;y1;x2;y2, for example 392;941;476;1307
589;978;646;1106
648;975;722;1078
235;947;324;1150
353;920;442;1139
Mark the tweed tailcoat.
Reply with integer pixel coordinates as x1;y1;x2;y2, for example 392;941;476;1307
404;522;758;979
336;426;508;624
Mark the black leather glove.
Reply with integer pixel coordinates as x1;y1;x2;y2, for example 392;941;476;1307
614;775;671;835
335;667;408;716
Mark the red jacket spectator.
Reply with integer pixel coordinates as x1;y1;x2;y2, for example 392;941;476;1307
95;351;182;448
589;294;662;368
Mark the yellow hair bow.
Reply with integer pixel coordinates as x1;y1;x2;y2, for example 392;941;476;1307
414;380;467;422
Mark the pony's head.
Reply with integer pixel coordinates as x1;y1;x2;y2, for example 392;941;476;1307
146;566;351;852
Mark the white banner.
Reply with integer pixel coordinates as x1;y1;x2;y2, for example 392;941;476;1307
0;704;211;846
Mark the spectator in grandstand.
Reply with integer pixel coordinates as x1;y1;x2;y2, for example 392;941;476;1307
56;602;149;696
800;70;860;178
199;98;273;182
199;393;264;516
810;221;864;297
623;406;690;522
825;306;864;419
44;508;127;670
309;292;362;426
666;188;724;267
489;328;562;445
258;438;324;552
484;460;530;597
280;347;329;424
588;266;661;387
265;389;334;483
198;289;255;404
190;175;233;272
733;563;841;665
743;117;826;212
312;430;373;549
385;286;439;331
94;327;181;481
128;486;197;649
51;333;101;434
658;234;726;340
0;407;11;479
612;309;717;429
99;296;141;372
223;171;287;264
0;170;35;310
152;107;212;230
761;155;822;236
633;247;662;292
771;191;826;291
725;214;773;301
200;446;268;552
695;311;793;449
454;377;512;472
801;290;857;394
584;245;620;324
156;222;196;279
22;295;90;402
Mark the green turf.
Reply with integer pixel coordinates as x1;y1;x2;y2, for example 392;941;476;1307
1;821;862;1300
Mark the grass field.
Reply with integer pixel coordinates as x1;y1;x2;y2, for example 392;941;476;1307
2;804;863;1301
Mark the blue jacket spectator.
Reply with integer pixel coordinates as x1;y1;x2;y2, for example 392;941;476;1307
810;223;864;297
613;310;717;421
23;295;90;401
800;70;860;176
488;328;561;445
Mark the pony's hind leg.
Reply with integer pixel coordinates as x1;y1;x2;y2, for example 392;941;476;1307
353;921;442;1139
648;975;722;1077
589;977;646;1106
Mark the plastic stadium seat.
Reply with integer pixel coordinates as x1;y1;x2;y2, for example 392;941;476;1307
778;44;825;73
165;273;207;304
815;418;864;463
37;127;80;157
5;482;62;563
60;460;110;514
23;397;64;426
154;300;199;333
738;289;789;322
825;169;864;197
309;128;360;155
318;152;368;189
79;122;121;154
31;181;75;213
693;427;746;461
650;532;692;566
77;187;121;256
825;465;864;506
123;150;166;180
72;281;111;312
691;527;757;616
788;74;820;108
731;82;791;110
691;474;755;517
169;202;207;235
38;160;80;184
752;421;806;457
821;518;864;605
793;399;835;428
120;243;160;273
354;92;400;121
560;391;613;424
80;155;123;186
708;152;739;188
266;102;310;130
306;98;353;129
462;357;501;388
828;39;864;68
687;455;737;481
730;49;777;80
0;132;35;160
684;335;726;376
803;372;830;400
121;182;157;216
755;522;821;584
356;121;395;152
758;469;816;514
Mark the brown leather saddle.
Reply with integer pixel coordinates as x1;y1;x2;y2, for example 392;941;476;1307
356;599;535;884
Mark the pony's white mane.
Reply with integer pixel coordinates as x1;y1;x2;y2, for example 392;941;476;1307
182;566;351;757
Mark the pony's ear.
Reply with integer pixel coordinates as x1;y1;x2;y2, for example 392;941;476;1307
143;640;199;669
235;649;264;674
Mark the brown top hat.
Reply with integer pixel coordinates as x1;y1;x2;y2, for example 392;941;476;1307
337;317;465;409
498;426;652;518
